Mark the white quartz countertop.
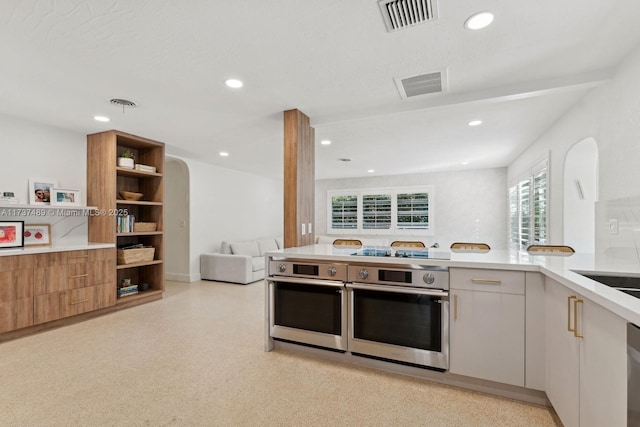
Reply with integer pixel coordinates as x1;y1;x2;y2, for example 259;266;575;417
266;244;640;326
0;243;115;256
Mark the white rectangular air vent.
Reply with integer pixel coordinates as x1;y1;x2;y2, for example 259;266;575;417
379;0;437;32
394;70;445;99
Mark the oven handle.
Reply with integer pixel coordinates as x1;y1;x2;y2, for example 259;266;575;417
267;276;346;288
346;283;449;298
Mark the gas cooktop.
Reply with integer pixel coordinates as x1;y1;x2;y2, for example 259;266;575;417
351;248;431;259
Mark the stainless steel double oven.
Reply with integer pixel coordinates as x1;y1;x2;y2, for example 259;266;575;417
267;257;450;371
268;259;349;351
346;263;449;370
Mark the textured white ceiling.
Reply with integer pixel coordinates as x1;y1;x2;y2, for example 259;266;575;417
0;1;638;180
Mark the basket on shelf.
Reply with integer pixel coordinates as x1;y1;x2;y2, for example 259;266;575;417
133;222;157;232
117;247;155;265
119;191;144;201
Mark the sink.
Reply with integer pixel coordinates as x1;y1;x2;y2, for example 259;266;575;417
575;272;640;299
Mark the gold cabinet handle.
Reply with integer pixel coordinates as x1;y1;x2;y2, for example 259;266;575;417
70;274;88;279
453;294;458;321
471;278;502;284
574;299;584;338
568;295;577;332
70;299;88;305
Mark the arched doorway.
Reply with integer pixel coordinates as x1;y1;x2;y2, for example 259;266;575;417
563;137;598;253
165;156;191;281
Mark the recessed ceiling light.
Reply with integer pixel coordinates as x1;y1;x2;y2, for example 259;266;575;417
225;79;243;88
461;161;470;165
94;115;110;122
320;140;332;145
464;11;494;30
368;169;375;173
219;151;229;157
468;120;483;126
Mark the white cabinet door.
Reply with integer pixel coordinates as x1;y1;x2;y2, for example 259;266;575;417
450;288;525;386
545;279;580;427
545;278;627;427
579;297;627;427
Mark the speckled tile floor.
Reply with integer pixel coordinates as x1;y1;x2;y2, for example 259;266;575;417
1;280;561;426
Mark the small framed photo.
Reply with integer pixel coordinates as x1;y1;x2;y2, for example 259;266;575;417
24;224;52;247
0;221;25;249
29;178;58;205
51;188;81;206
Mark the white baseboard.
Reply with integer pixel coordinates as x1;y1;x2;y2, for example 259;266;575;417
166;272;201;282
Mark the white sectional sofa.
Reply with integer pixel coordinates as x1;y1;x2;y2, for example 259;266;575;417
200;237;283;284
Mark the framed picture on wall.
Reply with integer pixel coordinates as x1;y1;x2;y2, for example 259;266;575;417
24;224;51;247
50;188;81;206
29;178;58;205
0;221;24;249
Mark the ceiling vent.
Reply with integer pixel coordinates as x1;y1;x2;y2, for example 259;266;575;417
379;0;437;32
394;70;446;99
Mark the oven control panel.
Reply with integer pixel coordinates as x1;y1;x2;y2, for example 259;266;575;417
269;260;348;281
348;265;449;290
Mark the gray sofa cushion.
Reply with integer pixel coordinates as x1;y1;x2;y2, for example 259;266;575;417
230;241;259;256
257;238;278;256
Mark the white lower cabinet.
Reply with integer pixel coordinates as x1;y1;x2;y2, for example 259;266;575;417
545;277;627;427
450;268;525;386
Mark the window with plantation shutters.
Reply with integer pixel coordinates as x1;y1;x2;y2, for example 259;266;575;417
363;194;391;229
327;186;433;235
508;186;519;248
331;195;358;229
532;169;547;245
519;178;531;249
397;192;429;229
508;159;548;250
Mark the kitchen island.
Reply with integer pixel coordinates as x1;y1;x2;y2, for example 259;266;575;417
265;244;638;426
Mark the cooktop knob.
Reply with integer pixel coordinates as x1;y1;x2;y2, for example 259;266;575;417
423;273;435;285
328;266;337;276
278;263;287;273
359;269;369;279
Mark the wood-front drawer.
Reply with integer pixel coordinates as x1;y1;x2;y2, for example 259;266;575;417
34;282;115;324
450;268;525;295
36;259;115;295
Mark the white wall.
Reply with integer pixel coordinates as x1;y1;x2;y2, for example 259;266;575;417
186;158;283;280
316;168;507;250
0;114;89;246
508;42;640;252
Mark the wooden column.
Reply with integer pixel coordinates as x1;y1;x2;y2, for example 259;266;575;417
283;109;315;248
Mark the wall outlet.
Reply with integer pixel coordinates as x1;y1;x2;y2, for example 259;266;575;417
301;223;306;235
608;219;618;235
308;223;312;234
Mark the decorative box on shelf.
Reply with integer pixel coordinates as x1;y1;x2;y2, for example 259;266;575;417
117;244;155;265
134;164;157;173
133;222;157;232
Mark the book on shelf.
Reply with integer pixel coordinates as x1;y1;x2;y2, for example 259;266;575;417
117;284;139;297
116;214;135;233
